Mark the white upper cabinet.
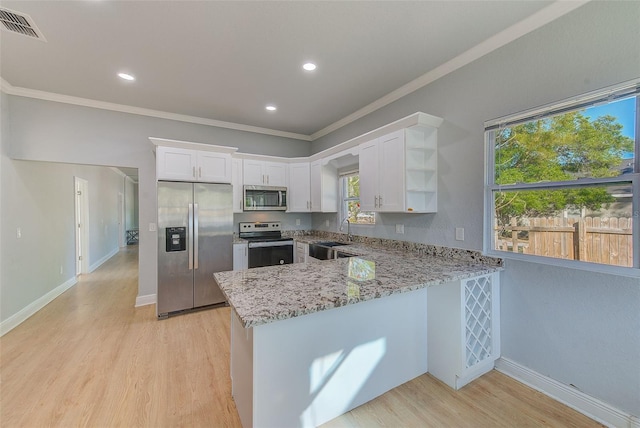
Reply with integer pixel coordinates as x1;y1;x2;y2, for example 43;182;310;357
288;162;311;212
359;126;438;213
232;157;244;213
156;145;232;183
310;160;338;212
243;159;287;187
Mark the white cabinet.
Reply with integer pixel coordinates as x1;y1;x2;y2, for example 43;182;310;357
359;127;437;213
232;158;244;213
427;272;501;390
243;160;287;187
233;243;248;271
156;146;232;183
295;241;308;263
310;160;338;212
288;163;311;212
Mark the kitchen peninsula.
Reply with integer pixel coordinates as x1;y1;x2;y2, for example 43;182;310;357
214;241;503;428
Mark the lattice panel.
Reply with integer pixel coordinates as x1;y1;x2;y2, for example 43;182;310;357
464;275;493;368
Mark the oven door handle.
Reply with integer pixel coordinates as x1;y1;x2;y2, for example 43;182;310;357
248;241;294;249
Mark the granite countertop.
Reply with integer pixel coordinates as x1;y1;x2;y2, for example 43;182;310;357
214;240;503;329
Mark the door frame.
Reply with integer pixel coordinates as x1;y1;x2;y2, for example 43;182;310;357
74;177;89;275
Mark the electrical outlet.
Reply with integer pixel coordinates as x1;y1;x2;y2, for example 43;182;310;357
149;223;157;232
396;224;405;234
455;227;465;241
325;220;329;227
296;219;301;226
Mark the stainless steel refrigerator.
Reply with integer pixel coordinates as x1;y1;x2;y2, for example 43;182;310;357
157;181;232;318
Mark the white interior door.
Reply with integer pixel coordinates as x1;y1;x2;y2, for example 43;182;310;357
74;177;89;275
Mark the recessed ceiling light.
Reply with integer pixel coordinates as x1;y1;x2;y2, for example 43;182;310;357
303;62;317;71
118;72;135;81
265;105;277;111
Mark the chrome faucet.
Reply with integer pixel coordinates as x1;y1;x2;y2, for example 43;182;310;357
340;218;353;242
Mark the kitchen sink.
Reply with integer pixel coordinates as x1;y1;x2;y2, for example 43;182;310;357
308;242;353;260
314;241;350;247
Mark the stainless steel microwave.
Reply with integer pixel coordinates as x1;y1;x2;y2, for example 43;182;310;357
243;185;287;211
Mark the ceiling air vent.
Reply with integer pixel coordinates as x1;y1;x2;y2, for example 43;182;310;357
0;7;46;41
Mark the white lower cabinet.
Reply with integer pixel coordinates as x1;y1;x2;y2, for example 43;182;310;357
295;241;308;263
233;243;248;270
427;272;501;389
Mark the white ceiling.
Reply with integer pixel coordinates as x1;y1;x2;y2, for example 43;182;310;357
1;1;582;139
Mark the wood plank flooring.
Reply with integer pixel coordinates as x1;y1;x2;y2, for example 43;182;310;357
0;246;603;427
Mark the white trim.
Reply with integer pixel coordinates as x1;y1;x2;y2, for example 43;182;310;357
0;276;77;336
0;79;310;142
149;137;238;153
89;247;119;273
135;294;156;307
310;0;590;140
496;357;638;428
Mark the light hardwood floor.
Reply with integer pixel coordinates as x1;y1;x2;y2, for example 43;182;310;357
0;246;603;427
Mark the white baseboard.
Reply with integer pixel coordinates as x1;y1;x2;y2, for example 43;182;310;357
496;357;638;428
89;247;119;273
0;276;78;336
135;294;156;307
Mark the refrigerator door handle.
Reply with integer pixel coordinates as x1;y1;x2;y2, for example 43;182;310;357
188;203;194;270
193;203;199;270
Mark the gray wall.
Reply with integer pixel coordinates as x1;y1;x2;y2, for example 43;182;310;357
4;97;312;308
312;1;640;415
0;158;126;318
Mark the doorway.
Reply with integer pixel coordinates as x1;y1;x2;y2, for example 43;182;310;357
75;177;89;275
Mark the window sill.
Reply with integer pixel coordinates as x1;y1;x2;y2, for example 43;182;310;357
483;249;640;278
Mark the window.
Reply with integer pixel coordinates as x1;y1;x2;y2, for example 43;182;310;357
484;81;639;274
340;173;375;225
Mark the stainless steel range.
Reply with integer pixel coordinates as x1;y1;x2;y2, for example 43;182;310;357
239;222;294;268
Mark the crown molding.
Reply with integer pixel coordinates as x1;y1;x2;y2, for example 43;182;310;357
0;79;312;142
310;0;590;141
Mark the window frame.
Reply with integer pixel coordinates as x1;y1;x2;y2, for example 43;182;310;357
339;171;375;227
483;80;640;278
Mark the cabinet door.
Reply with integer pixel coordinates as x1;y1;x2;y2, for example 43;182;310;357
378;130;405;212
157;146;196;181
264;162;287;187
197;151;232;183
310;160;322;212
232;158;243;213
233;243;248;270
243;159;266;185
289;163;311;212
358;139;378;212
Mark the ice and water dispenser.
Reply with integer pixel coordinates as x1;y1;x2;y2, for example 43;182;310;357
165;227;186;252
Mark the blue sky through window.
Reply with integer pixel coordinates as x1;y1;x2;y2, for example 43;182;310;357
583;96;636;139
583;96;636;159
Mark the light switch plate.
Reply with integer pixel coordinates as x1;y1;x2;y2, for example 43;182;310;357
149;223;157;232
396;224;405;234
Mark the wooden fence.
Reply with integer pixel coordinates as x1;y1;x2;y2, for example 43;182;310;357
495;216;633;267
